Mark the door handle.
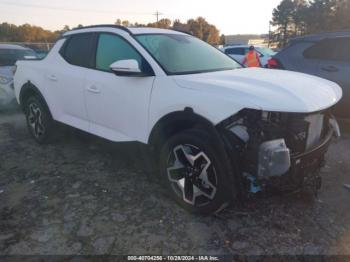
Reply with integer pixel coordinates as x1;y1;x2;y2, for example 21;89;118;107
86;85;101;94
48;75;57;81
321;66;339;73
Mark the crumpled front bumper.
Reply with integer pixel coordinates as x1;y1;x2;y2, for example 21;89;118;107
221;114;340;193
291;126;333;176
264;123;336;192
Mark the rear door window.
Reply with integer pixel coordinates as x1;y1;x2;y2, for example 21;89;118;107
61;33;95;68
303;39;337;60
333;37;350;63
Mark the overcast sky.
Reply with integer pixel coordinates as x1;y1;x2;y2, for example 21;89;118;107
0;0;281;35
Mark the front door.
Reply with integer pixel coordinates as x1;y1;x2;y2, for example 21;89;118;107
84;33;155;142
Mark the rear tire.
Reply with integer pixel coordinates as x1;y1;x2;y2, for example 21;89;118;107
159;128;233;215
24;95;55;144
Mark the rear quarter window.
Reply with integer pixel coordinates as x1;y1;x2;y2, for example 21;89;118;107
60;33;95;68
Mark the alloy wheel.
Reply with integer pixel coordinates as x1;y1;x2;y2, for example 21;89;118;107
27;103;45;139
167;144;217;206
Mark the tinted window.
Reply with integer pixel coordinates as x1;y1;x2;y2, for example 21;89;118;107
303;39;337;60
62;33;95;67
225;48;245;55
0;49;37;66
333;37;350;62
96;34;143;71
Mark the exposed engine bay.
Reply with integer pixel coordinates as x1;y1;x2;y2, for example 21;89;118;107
219;109;340;194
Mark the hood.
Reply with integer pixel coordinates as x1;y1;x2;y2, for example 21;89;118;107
173;68;342;113
0;66;14;79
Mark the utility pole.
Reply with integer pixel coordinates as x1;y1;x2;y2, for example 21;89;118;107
153;11;163;23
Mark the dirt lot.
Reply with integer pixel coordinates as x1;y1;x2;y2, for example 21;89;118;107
0;109;350;255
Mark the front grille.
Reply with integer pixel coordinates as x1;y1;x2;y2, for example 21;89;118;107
261;111;328;154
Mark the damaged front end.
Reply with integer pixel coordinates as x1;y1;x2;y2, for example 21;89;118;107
218;109;340;195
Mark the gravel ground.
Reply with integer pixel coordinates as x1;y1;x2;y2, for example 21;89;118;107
0;109;350;255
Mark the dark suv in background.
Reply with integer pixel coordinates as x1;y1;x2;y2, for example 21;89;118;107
268;31;350;118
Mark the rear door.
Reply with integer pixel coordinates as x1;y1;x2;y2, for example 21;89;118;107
317;37;350;117
302;39;336;76
48;33;95;131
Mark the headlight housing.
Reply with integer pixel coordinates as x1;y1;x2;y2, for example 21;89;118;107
0;75;12;85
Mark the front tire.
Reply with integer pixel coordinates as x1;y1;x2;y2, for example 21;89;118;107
24;96;55;144
159;129;233;215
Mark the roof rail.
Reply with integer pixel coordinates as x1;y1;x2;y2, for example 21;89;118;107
172;29;193;36
68;24;132;34
291;29;350;41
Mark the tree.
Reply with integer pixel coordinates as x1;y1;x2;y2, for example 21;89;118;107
173;19;189;32
0;17;222;45
303;0;337;33
115;19;122;25
62;25;70;32
332;0;350;31
270;0;350;47
148;18;172;29
186;17;221;45
0;22;59;42
271;0;297;47
146;17;220;44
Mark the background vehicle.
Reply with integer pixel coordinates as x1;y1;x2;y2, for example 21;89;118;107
14;25;341;215
0;44;37;107
222;45;277;67
32;49;49;59
268;31;350;118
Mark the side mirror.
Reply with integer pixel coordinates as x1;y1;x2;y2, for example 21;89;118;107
110;59;145;77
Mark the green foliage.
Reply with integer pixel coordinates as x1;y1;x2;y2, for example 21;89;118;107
271;0;350;47
115;17;221;45
0;22;62;42
0;17;221;45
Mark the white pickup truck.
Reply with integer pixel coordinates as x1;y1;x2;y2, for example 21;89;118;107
14;25;342;214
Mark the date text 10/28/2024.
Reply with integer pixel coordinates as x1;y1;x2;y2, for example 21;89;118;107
127;256;220;261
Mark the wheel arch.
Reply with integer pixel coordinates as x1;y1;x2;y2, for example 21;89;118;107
148;108;225;155
19;82;52;117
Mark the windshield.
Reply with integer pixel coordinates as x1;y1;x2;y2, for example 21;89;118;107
256;47;276;57
135;34;241;75
0;49;37;66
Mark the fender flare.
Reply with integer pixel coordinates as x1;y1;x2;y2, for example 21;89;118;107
19;82;52;116
148;108;224;152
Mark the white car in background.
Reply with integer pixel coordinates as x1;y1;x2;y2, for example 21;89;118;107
0;44;37;107
222;45;277;67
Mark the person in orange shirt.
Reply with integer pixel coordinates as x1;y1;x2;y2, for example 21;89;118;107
242;46;262;68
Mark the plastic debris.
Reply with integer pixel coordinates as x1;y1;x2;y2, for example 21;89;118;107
244;173;262;193
344;184;350;190
0;189;4;194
